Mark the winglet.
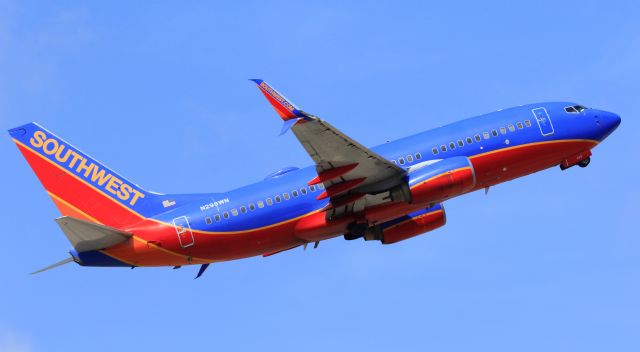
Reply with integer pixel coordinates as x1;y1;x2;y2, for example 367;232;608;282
279;117;301;135
250;79;305;120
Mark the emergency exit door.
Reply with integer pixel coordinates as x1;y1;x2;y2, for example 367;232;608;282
532;107;555;136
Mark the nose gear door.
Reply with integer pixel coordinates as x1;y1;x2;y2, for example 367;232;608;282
173;216;195;248
532;107;554;136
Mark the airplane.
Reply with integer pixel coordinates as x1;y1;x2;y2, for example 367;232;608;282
8;80;621;278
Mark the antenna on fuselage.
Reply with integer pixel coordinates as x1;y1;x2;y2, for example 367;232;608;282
194;263;210;279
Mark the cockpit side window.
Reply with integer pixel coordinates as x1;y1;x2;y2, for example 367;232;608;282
565;106;578;113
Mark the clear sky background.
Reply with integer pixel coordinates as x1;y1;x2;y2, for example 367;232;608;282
0;1;638;351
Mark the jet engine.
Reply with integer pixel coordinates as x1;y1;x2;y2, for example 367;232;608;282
407;156;476;204
364;203;446;244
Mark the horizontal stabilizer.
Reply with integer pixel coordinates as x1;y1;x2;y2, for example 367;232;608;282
30;257;75;275
55;216;132;253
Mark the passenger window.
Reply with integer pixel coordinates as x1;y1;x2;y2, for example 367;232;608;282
457;140;464;147
292;190;299;197
449;142;456;149
508;124;515;132
440;145;447;152
524;120;531;127
317;183;324;190
310;185;316;192
240;206;247;214
415;152;422;160
223;212;229;219
275;195;281;203
231;208;238;216
300;188;307;195
283;193;290;200
407;155;413;162
432;147;438;155
214;214;221;222
500;127;506;134
517;122;524;129
257;200;265;208
205;216;212;225
249;203;256;211
474;135;481;142
483;132;490;139
399;157;405;165
466;137;473;144
491;130;498;137
266;198;273;206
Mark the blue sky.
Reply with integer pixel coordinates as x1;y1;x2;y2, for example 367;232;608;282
1;1;639;351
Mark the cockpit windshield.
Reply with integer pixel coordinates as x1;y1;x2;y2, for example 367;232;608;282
565;105;588;113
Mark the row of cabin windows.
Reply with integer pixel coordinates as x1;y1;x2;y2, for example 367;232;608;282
204;183;326;224
391;152;423;166
431;119;532;155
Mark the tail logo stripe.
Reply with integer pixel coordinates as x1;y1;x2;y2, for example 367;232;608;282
26;129;146;207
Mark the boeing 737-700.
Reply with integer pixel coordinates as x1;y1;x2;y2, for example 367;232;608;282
8;80;621;278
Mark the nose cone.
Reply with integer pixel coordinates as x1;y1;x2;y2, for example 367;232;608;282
600;111;622;137
598;110;621;139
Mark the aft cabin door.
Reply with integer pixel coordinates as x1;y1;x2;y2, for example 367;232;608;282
173;216;195;248
532;107;554;136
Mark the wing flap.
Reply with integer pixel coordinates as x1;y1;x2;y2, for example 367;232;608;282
308;163;358;186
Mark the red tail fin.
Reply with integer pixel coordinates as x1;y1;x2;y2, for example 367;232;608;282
9;123;155;228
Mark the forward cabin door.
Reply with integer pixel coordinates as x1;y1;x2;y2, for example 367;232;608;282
532;107;555;136
173;216;195;248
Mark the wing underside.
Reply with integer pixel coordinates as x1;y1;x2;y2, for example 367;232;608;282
252;80;409;218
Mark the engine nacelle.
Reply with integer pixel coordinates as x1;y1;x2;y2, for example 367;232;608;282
364;203;446;244
407;156;476;204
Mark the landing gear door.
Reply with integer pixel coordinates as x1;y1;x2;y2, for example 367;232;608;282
173;216;195;248
532;107;554;136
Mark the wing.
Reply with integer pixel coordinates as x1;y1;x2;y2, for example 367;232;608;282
251;80;408;218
